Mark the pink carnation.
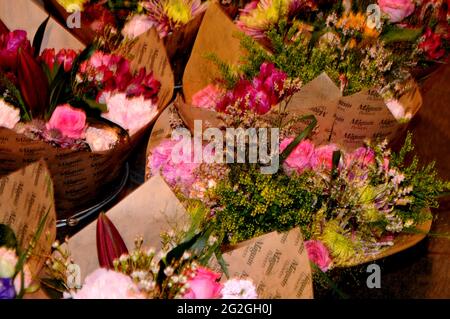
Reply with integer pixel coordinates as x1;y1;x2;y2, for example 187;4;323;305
102;93;158;136
346;147;375;169
192;84;223;109
378;0;415;23
305;240;332;272
122;15;156;39
310;144;339;171
72;268;145;299
183;267;222;299
280;138;315;173
46;104;87;139
149;138;199;190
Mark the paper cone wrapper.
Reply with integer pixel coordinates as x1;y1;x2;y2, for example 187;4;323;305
180;2;423;150
67;174;314;299
0;6;175;217
0;160;56;277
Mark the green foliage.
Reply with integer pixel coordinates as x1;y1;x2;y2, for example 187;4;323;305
204;52;240;89
212;166;322;244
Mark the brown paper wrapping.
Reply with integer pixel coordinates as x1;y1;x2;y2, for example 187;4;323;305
0;160;56;275
66;173;314;298
0;14;175;218
209;229;314;299
179;2;423;151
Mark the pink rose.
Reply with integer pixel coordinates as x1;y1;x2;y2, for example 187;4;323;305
46;104;87;139
72;268;145;299
378;0;415;23
122;15;156;40
192;84;224;109
280;138;315;173
310;144;339;171
183;267;223;299
305;240;332;272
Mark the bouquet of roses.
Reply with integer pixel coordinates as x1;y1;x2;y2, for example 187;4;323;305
0;19;164;216
45;213;258;299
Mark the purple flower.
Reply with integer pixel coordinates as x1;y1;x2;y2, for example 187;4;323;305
0;278;16;299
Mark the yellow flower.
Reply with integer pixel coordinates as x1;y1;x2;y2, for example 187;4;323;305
163;0;192;25
241;0;291;29
336;12;366;32
56;0;88;12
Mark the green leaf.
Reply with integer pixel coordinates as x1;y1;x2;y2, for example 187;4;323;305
0;224;18;249
280;115;317;164
0;72;31;121
32;16;50;57
331;150;342;180
83;97;108;113
14;211;49;299
381;26;423;44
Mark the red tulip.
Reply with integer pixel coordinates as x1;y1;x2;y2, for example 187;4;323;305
96;213;129;269
0;30;32;72
17;47;49;118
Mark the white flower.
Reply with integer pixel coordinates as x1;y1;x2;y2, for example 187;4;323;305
71;269;145;299
385;99;412;121
85;126;118;152
0;98;20;129
221;279;258;299
122;15;156;40
102;93;158;136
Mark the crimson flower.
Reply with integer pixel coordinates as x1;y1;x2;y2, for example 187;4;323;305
419;27;446;60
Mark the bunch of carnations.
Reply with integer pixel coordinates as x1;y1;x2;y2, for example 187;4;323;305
46;213;258;299
75;50;161;136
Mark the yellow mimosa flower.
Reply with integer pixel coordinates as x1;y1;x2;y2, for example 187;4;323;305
56;0;88;13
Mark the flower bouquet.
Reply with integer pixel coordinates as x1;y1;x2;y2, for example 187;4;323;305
145;100;448;277
0;15;173;218
45;0;210;81
39;170;311;299
177;1;450;150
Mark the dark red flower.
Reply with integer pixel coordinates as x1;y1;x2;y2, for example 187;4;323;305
419;27;446;60
0;30;32;72
96;213;128;270
83;3;116;33
17;47;49;118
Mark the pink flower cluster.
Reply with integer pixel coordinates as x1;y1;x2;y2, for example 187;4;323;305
280;138;338;173
149;138;199;191
78;51;161;104
46;104;87;140
183;267;258;299
39;48;78;72
216;62;288;115
281;138;376;175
